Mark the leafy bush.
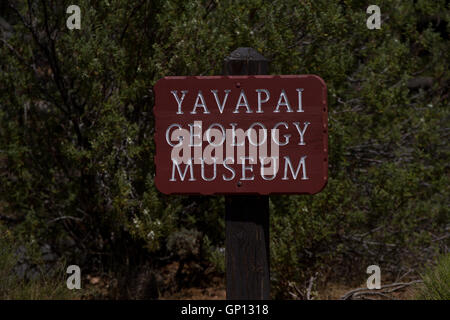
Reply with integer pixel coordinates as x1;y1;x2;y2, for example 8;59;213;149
417;254;450;300
0;224;79;300
0;0;448;298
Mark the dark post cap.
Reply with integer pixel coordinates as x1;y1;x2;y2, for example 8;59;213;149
223;47;270;75
225;47;269;62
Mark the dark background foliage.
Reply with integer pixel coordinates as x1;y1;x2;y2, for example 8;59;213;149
0;0;448;299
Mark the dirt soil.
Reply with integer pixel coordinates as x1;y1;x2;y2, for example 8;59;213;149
82;261;421;300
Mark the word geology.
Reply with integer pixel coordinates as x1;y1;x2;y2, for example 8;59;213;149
153;75;328;195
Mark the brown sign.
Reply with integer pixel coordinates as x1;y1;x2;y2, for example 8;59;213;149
153;75;328;195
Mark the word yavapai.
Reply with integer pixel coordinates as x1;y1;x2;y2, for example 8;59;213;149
170;88;305;114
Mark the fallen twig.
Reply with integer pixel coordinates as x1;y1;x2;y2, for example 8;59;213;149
306;273;318;300
288;281;304;300
341;280;423;300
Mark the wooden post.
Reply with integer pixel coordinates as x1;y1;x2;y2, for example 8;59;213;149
223;47;270;300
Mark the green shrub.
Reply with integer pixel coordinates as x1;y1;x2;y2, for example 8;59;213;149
0;225;80;300
0;0;448;298
417;254;450;300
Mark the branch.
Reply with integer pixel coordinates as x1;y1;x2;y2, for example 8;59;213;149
341;280;423;300
288;281;304;300
306;272;318;300
47;215;83;224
